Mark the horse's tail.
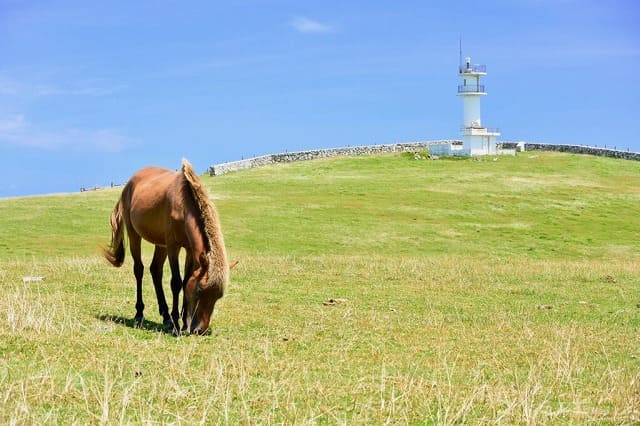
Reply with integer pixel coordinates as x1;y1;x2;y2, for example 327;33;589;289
103;195;126;267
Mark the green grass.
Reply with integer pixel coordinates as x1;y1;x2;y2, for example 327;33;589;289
0;151;639;423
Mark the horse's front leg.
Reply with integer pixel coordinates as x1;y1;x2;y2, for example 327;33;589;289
150;246;173;332
181;251;195;333
167;245;183;336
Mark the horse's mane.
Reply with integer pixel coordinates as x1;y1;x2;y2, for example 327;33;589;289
181;159;228;290
181;159;218;250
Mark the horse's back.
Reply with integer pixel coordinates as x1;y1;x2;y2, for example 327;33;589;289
125;166;184;246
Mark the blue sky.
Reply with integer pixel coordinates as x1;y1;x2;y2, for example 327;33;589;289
1;0;638;197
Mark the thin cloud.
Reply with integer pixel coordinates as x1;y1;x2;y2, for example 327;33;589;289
0;114;26;134
0;78;19;95
33;81;125;97
290;16;334;34
152;53;283;79
0;114;131;152
0;74;123;98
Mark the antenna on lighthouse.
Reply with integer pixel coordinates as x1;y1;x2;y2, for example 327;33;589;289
459;36;463;70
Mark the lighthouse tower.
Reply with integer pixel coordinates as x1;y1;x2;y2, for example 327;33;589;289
458;56;500;155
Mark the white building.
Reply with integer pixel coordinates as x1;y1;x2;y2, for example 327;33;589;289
457;56;500;155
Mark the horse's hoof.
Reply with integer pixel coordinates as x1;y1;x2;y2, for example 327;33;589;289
163;318;174;330
134;315;144;328
171;328;181;337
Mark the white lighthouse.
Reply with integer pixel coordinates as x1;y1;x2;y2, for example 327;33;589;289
458;56;500;155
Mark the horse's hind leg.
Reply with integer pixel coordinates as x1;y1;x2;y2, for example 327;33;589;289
150;246;174;332
130;232;145;326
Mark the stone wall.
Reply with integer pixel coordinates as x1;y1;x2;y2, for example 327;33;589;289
209;140;640;176
499;142;640;161
209;140;458;175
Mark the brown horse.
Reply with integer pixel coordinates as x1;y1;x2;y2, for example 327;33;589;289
103;159;229;335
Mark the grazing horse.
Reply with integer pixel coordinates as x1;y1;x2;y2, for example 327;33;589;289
103;159;229;335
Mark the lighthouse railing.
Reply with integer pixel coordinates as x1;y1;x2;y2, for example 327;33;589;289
457;85;486;93
459;64;486;73
461;125;500;133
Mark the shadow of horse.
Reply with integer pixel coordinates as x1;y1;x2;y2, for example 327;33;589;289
98;314;171;334
97;314;212;336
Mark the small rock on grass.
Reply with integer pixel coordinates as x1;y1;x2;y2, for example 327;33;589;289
323;298;348;306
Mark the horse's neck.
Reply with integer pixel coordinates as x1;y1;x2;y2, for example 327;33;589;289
184;211;209;257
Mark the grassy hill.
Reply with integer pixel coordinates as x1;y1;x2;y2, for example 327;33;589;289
0;152;638;423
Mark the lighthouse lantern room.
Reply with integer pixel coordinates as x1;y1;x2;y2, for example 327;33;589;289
458;56;500;155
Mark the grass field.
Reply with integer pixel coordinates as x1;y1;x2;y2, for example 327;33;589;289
0;151;639;424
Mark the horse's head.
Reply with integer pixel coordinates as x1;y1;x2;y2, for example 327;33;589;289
182;252;231;335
